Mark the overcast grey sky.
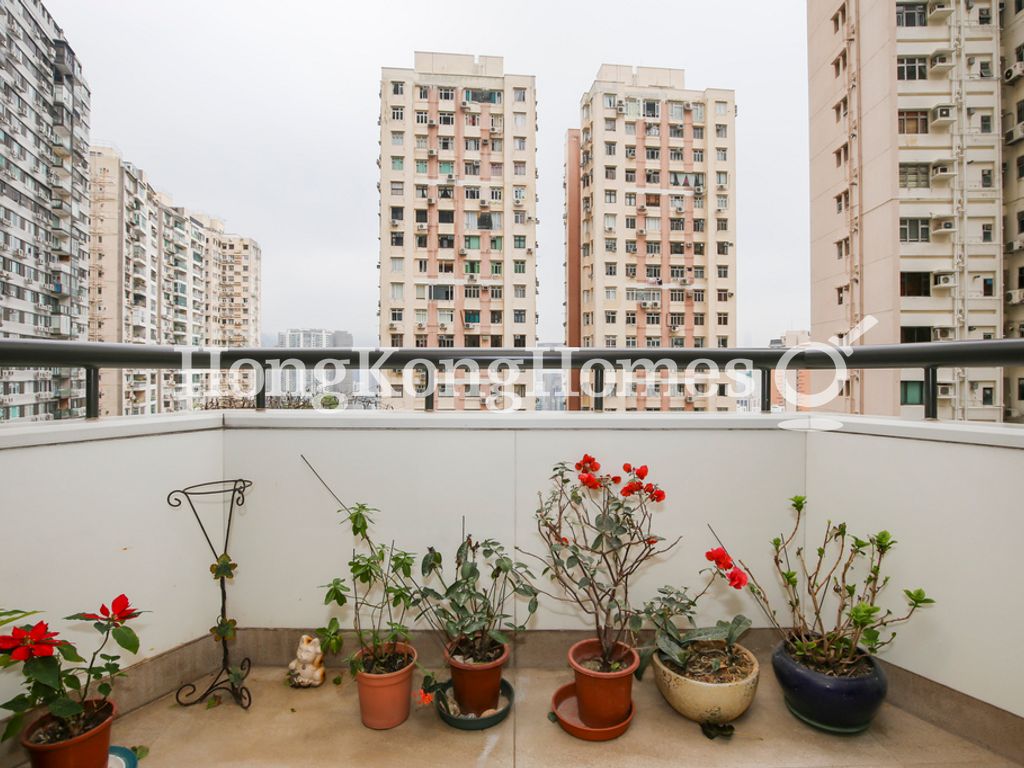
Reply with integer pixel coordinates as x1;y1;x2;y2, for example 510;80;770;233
48;0;810;347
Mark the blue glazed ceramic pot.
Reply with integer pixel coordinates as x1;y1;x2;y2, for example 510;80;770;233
771;642;887;733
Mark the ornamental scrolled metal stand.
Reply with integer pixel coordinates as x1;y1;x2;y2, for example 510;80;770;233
167;479;254;710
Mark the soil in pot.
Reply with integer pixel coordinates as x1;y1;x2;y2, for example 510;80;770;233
21;700;115;768
446;641;509;716
568;638;639;729
771;642;887;733
355;643;418;730
653;642;760;724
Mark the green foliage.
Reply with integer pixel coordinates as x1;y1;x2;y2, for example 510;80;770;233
738;496;934;676
0;599;143;743
315;617;344;656
413;534;537;664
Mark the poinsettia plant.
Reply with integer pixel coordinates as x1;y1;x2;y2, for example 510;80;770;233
728;496;934;677
526;453;677;670
0;595;143;743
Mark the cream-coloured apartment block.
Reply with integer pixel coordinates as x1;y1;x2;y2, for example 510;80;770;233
0;0;90;423
88;146;261;416
566;65;738;412
378;52;538;411
809;0;1006;421
1002;2;1024;420
220;234;260;348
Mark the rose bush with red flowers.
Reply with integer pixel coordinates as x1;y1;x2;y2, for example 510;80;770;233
525;454;678;669
0;595;144;743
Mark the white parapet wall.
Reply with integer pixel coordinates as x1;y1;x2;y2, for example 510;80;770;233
0;412;1021;717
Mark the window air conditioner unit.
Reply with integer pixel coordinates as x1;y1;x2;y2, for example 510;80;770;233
1006;62;1024;83
638;204;647;212
461;100;471;109
637;228;646;236
458;248;467;255
480;198;489;207
938;384;953;397
389;219;400;227
446;174;455;182
427;197;437;205
467;274;477;282
416;223;427;231
526;247;534;254
694;185;705;195
682;101;694;111
428;148;437;157
933;327;953;340
428;118;437;126
934;273;955;287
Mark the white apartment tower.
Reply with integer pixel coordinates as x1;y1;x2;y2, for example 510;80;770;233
0;0;90;423
566;65;738;411
378;52;538;410
88;146;261;416
809;0;1012;421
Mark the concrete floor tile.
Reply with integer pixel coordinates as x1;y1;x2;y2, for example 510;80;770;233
105;666;1016;768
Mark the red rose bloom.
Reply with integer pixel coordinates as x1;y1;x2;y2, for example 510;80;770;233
611;475;622;484
705;547;734;571
560;536;569;545
636;465;648;480
650;489;666;503
727;567;749;590
645;537;658;546
623;463;632;473
0;621;62;661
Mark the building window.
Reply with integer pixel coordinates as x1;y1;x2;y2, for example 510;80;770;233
391;106;404;121
513;88;527;102
901;327;932;343
898;110;929;134
392;81;404;95
899;218;930;242
896;3;927;26
899;163;931;188
900;381;924;405
900;272;931;296
897;56;928;81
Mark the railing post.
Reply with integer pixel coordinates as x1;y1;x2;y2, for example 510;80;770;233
924;365;938;420
255;363;268;410
85;366;99;419
760;368;772;414
593;365;605;412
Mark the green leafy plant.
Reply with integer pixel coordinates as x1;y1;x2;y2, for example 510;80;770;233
322;503;416;676
414;530;538;682
731;496;934;677
524;453;677;670
0;595;143;743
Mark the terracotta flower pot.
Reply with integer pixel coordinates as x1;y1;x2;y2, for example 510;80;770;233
445;642;509;716
20;700;116;768
652;643;759;723
354;642;417;730
567;638;639;729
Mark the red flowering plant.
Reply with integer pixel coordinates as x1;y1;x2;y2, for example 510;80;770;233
525;454;678;670
635;545;753;689
726;496;934;677
0;596;143;743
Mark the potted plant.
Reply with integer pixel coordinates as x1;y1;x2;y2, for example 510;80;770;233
635;548;759;734
728;496;935;733
0;595;143;768
526;454;676;735
321;502;418;730
415;532;538;721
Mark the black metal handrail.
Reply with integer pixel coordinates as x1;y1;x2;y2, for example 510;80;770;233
1;338;1023;419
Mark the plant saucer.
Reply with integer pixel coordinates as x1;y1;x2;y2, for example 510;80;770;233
550;682;634;741
109;746;139;768
434;678;514;730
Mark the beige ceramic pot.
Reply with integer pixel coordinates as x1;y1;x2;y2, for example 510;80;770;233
652;643;759;723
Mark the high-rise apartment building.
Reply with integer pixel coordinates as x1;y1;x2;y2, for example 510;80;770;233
565;65;738;411
0;0;90;423
275;328;353;396
88;146;261;416
809;0;1015;421
378;52;538;410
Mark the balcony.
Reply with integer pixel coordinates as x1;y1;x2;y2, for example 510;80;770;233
0;341;1022;766
0;411;1021;766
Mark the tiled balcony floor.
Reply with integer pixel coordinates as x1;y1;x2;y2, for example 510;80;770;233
107;666;1018;768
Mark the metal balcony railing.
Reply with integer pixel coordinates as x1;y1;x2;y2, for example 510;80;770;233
0;338;1023;419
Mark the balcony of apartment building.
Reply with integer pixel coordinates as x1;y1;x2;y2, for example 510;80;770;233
0;339;1022;767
